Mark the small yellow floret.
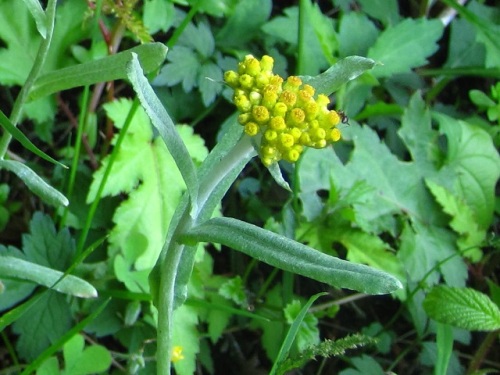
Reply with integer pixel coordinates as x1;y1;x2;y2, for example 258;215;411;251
252;106;270;124
260;55;274;72
279;133;295;148
270;116;286;131
330;128;341;142
172;346;184;363
244;122;259;136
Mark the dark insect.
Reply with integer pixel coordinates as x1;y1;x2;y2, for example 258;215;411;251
338;110;350;125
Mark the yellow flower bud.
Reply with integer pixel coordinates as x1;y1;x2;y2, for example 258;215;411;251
269;116;286;131
264;129;278;142
284;76;302;91
316;94;330;107
224;70;240;88
172;346;184;363
329;128;341;142
273;102;288;117
260;55;274;72
246;57;261;76
310;127;326;141
238;113;250;124
279;90;297;107
289;127;302;141
304;102;319;121
249;91;262;105
252;105;270;124
285;148;301;163
299;132;311;146
234;94;251;112
288;108;305;126
269;75;284;87
239;74;254;90
279;133;294;148
244;122;259;136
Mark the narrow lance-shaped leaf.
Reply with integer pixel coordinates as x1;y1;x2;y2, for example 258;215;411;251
21;0;47;38
0;256;97;298
181;217;403;295
423;286;500;331
0;109;66;168
29;43;168;101
0;160;68;207
126;52;199;215
300;56;376;96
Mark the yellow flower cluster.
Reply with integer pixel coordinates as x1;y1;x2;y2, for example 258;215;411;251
224;55;342;166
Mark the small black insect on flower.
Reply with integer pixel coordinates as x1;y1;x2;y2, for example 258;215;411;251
338;110;350;125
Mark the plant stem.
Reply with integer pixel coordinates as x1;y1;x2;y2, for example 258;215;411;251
0;0;57;159
156;134;255;374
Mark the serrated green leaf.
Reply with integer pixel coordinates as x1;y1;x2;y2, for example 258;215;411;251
198;62;223;106
216;0;271;48
219;276;247;307
339;354;386;375
0;160;68;207
155;46;199;91
300;56;376;96
435;113;500;229
357;0;399;26
0;256;97;298
426;180;485;261
339;13;379;57
30;43;168;101
127;53;200;216
12;291;72;361
143;0;175;34
182;217;402;294
368;18;444;77
423;286;500;331
178;21;214;58
445;18;486;69
442;0;500;68
172;304;200;375
63;334;112;375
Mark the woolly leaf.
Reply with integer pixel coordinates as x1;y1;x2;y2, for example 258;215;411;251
423;286;500;331
182;217;402;294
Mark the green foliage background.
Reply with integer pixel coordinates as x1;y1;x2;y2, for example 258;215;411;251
0;0;499;374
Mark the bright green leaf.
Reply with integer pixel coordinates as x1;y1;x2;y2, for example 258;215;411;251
283;299;320;352
368;18;444;77
172;304;200;375
426;180;485;261
423;286;500;331
339;12;379;57
219;276;247;307
435;113;500;229
21;0;47;38
357;0;399;26
63;334;112;375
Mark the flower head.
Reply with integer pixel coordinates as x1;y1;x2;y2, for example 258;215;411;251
225;54;342;166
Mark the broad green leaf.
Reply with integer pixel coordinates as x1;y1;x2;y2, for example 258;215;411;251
426;180;485;261
23;211;75;271
20;298;109;375
0;109;66;167
435;323;454;375
423;286;500;331
154;46;199;91
442;0;500;68
21;0;47;38
339;354;385;375
0;256;97;298
143;0;175;34
63;334;112;375
338;13;379;57
399;221;467;287
87;98;207;272
300;56;376;97
172;305;200;375
270;293;325;375
434;113;500;229
181;217;402;294
218;276;247;307
198;61;223;106
12;291;72;361
30;43;168;101
127;53;200;215
0;160;68;207
368;18;444;77
357;0;399;26
444;19;485;68
216;0;271;48
262;5;328;75
178;21;214;59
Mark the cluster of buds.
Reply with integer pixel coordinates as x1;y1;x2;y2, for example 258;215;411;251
224;55;342;166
